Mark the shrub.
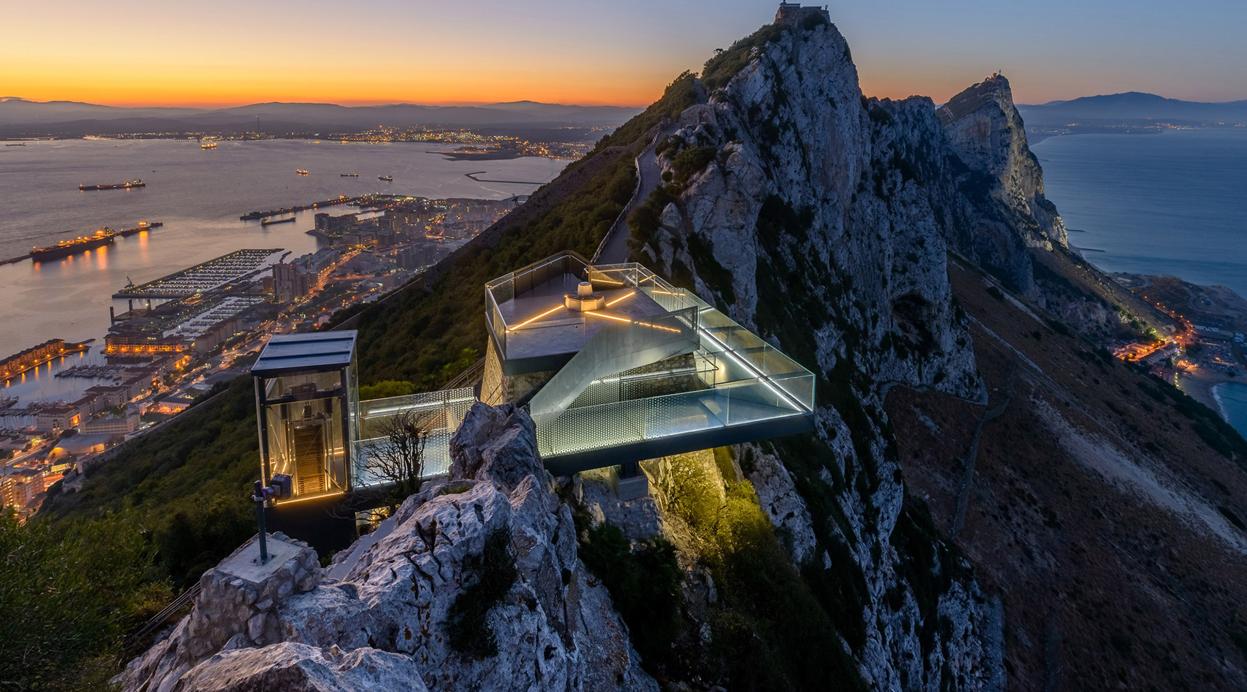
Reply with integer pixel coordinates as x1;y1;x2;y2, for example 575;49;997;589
447;529;518;658
702;24;786;92
358;379;418;400
670;145;717;188
627;185;677;257
577;523;685;675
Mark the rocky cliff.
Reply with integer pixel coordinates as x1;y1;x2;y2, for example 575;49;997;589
119;404;654;691
628;17;1030;690
938;74;1069;252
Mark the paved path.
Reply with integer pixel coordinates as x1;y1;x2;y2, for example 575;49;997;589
951;372;1014;538
595;134;664;264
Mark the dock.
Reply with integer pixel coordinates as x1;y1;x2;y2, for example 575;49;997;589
0;339;92;381
241;195;356;222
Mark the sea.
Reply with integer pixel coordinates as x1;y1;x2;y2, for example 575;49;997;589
1033;128;1247;437
0;137;566;403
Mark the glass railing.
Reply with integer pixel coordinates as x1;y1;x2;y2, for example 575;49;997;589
535;373;813;459
351;387;475;486
695;307;816;412
481;254;818;463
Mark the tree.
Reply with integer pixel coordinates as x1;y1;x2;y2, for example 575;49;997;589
364;410;429;509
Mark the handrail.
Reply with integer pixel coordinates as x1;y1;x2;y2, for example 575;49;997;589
122;582;203;656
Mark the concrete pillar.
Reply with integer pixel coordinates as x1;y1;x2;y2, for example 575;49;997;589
615;460;649;501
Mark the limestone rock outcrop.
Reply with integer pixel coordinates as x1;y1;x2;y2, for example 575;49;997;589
120;404;654;692
631;18;1013;689
939;73;1069;251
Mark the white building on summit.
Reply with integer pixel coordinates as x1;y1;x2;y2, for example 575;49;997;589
774;2;830;26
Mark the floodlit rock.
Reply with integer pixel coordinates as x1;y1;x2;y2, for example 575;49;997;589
449;402;543;490
176;642;429;692
121;404;654;692
744;446;819;565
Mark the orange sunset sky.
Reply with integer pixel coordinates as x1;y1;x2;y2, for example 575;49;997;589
4;0;1245;108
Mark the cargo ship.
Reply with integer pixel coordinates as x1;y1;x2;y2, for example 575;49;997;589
260;216;296;227
31;228;116;262
296;169;310;176
340;172;359;177
116;220;163;238
79;179;144;191
378;175;393;182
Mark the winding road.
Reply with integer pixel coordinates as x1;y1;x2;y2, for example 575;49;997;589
594;133;665;264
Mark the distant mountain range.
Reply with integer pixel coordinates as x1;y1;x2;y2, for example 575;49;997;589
1019;92;1247;126
0;97;639;137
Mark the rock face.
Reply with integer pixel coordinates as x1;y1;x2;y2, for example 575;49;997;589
121;403;655;692
939;74;1069;251
631;18;1021;690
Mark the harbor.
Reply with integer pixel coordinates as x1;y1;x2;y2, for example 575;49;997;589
0;137;567;362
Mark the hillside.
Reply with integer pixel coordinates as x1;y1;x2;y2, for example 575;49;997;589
0;97;638;137
1019;91;1247;126
21;8;1247;691
889;257;1247;689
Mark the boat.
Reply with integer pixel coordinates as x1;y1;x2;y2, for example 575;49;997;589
260;216;297;227
79;179;144;191
378;175;393;182
4;143;26;147
31;228;116;262
340;172;359;177
296;169;310;176
200;139;219;150
116;220;164;238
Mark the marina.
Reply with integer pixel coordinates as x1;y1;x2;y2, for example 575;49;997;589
113;248;283;300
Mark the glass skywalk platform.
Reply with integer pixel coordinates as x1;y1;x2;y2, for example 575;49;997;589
254;252;815;501
486;251;816;474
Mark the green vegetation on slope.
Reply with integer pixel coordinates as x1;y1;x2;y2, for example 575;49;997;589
575;521;686;675
578;450;864;689
0;510;172;690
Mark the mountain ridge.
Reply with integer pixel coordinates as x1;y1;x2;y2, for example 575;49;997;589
0;97;639;135
1019;90;1247;125
20;10;1247;692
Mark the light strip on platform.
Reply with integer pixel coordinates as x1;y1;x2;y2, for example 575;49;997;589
698;325;806;412
509;303;565;330
585;310;682;334
606;291;636;307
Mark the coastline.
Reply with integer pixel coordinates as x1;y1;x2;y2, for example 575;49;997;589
1180;369;1247;421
